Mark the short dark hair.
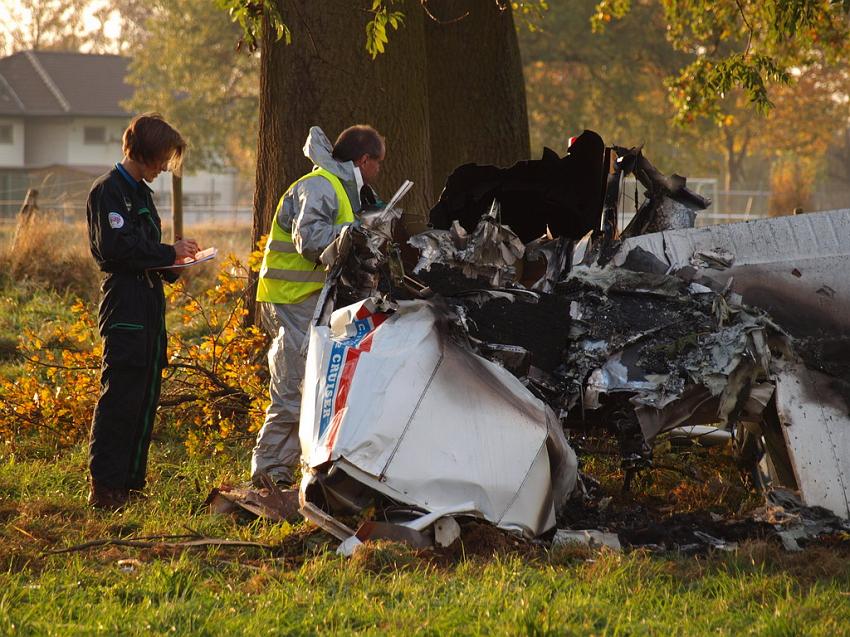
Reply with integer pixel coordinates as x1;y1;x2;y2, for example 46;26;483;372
332;125;385;162
122;113;187;175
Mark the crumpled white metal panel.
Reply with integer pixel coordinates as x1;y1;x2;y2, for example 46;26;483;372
300;300;441;474
614;209;850;336
774;360;850;519
299;299;576;537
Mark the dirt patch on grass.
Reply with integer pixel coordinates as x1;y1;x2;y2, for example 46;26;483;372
449;520;540;561
0;503;19;523
736;539;850;583
349;540;428;574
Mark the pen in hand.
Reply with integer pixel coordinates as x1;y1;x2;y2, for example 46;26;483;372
173;237;200;264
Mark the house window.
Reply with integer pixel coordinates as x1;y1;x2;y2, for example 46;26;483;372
0;124;12;144
84;126;106;144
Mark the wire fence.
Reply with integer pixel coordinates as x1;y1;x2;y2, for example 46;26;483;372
0;201;255;226
2;183;850;228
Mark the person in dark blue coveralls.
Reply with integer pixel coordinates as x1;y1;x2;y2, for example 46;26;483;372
86;113;199;510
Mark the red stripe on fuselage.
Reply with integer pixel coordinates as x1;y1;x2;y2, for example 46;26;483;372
325;312;390;453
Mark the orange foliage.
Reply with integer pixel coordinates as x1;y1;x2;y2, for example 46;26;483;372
768;157;815;217
0;253;269;454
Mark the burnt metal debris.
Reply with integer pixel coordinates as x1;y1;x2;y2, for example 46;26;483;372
252;130;850;554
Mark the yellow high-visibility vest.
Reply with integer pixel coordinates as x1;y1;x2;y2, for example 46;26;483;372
256;168;355;304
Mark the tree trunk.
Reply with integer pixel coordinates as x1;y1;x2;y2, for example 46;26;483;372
424;1;530;202
250;1;433;323
253;0;432;251
722;127;750;191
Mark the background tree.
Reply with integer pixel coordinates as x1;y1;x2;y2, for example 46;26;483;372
824;125;850;201
520;0;704;163
123;0;259;178
0;0;103;54
522;0;850;198
98;0;151;54
760;60;850;214
225;0;532;324
594;0;850;122
252;0;433;254
424;0;530;200
249;0;532;243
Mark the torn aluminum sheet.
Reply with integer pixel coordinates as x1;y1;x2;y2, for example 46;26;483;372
434;517;462;547
582;145;710;267
650;197;697;233
207;476;300;522
773;360;850;518
605;210;850;518
666;425;733;447
552;529;622;551
690;248;734;270
559;266;787;435
355;179;413;255
359;205;405;255
307;135;850;526
568;266;684;298
524;236;573;293
298;298;578;539
613;208;850;338
617;147;710;237
408;203;525;286
751;488;850;551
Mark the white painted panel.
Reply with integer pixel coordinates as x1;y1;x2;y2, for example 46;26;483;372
0;118;24;167
24;119;70;166
380;342;548;520
66;116;125;167
300;300;573;537
614;209;850;336
774;360;850;518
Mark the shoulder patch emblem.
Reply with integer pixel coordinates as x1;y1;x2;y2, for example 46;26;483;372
108;211;125;229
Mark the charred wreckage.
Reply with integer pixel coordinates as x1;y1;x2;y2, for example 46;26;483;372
223;131;850;554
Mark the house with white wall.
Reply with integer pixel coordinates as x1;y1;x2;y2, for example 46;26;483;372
0;50;246;221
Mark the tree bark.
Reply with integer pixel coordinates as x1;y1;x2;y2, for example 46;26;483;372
253;0;432;251
722;127;750;190
424;1;530;201
250;1;532;324
250;1;433;323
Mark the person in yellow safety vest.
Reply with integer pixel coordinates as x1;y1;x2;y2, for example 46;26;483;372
251;125;385;487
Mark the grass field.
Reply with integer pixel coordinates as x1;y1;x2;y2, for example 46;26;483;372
3;438;850;636
3;437;850;635
2;219;850;636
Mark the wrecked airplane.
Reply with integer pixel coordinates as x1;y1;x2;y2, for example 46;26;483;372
284;131;850;553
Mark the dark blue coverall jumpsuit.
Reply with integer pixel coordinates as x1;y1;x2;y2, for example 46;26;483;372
86;164;178;492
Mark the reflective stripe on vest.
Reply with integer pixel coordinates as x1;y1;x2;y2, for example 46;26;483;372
256;168;355;304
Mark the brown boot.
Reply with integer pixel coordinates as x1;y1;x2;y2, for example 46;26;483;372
88;480;128;511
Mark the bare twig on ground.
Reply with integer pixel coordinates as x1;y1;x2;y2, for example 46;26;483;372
43;534;277;555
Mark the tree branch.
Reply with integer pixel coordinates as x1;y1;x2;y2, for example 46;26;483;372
734;0;754;56
44;536;277;555
168;361;234;392
17;352;98;372
158;388;240;408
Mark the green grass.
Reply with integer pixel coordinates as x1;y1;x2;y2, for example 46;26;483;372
2;223;850;635
0;278;82;376
2;437;850;636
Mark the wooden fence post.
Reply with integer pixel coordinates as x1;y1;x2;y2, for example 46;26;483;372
172;174;183;241
11;188;38;250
